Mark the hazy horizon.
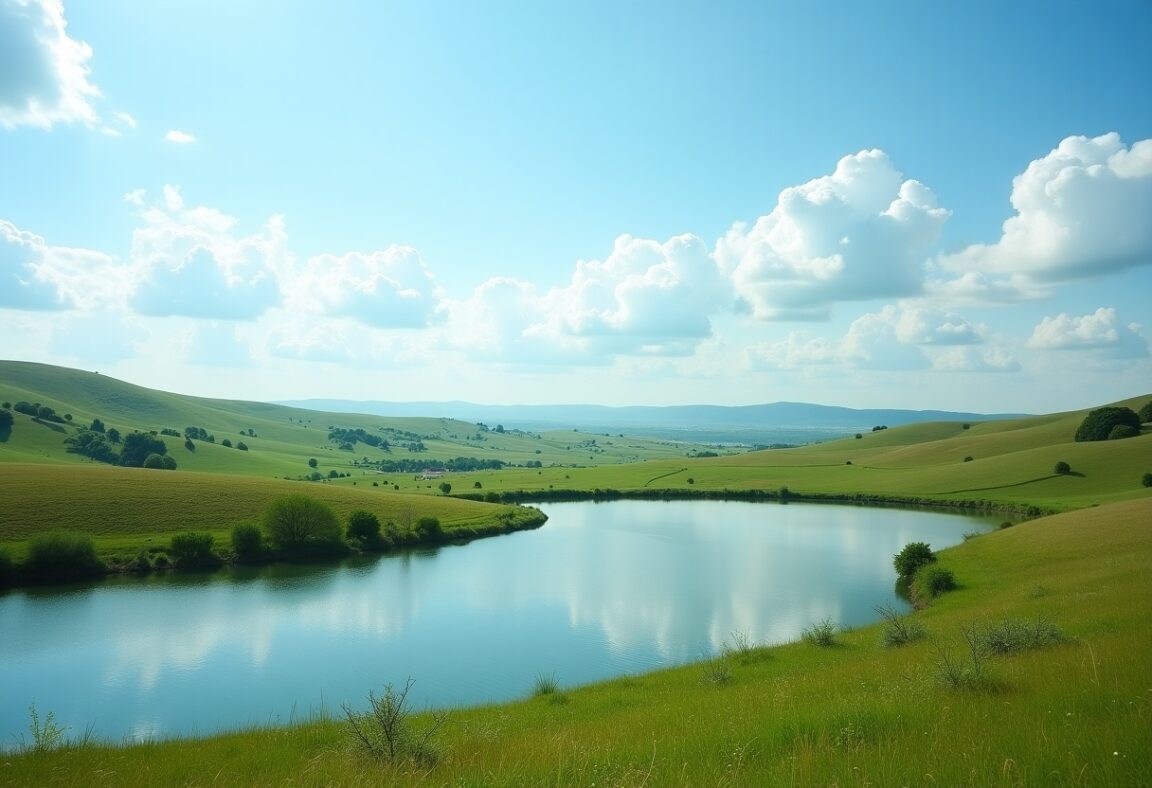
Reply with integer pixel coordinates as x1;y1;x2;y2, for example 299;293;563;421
2;2;1150;413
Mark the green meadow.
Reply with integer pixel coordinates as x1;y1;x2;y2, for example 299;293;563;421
1;361;1150;785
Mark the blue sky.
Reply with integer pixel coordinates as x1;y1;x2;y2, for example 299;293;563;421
2;1;1150;412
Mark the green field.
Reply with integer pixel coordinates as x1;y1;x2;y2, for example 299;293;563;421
2;361;1151;785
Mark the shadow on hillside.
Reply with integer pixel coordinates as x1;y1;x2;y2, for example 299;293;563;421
930;474;1064;495
32;419;66;433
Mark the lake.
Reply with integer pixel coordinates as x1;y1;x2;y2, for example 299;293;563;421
0;499;997;747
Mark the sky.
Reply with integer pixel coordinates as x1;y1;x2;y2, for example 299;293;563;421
1;0;1150;414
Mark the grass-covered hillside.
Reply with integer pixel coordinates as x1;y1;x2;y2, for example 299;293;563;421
1;361;1149;568
5;497;1149;785
0;361;718;480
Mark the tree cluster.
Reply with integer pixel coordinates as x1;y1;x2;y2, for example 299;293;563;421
1074;407;1141;442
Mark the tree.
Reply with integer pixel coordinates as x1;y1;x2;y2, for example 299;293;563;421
1142;473;1152;488
1074;407;1141;442
262;494;343;552
106;427;121;443
308;458;318;469
1139;400;1152;424
237;441;249;451
143;453;177;470
1108;424;1139;440
0;409;12;430
90;418;105;433
1054;461;1071;475
222;438;233;448
120;433;167;467
65;431;118;463
347;510;382;543
438;482;452;496
893;542;936;580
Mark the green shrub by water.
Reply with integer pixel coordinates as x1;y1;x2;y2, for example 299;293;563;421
913;565;956;603
230;521;264;561
168;532;220;568
23;532;103;579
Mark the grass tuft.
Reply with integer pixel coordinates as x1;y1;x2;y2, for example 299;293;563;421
802;617;837;647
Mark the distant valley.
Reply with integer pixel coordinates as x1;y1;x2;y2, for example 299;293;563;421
278;399;1032;446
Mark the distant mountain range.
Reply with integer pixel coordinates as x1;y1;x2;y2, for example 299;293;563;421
277;399;1032;446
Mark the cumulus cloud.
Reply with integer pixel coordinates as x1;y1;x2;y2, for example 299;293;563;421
447;233;730;364
940;133;1152;282
745;331;837;371
129;187;283;320
716;150;949;320
291;246;442;328
1028;307;1148;357
839;306;932;371
1;218;122;310
0;219;61;308
748;304;1011;374
0;0;100;129
164;129;196;144
893;306;986;346
931;346;1021;374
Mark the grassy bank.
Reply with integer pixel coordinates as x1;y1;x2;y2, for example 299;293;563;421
4;498;1148;785
0;463;545;574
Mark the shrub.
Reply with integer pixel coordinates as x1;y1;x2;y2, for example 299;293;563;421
913;566;956;602
231;522;264;561
1074;406;1140;442
963;456;973;462
24;532;103;578
438;482;452;496
168;532;219;568
802;618;837;647
0;409;12;430
1138;400;1152;423
875;604;926;647
1108;424;1139;440
0;548;14;586
1054;460;1071;475
236;441;249;451
977;617;1064;654
414;516;444;542
700;659;733;685
222;438;233;448
893;541;936;579
347;510;382;543
342;679;446;766
262;494;344;553
1143;473;1152;488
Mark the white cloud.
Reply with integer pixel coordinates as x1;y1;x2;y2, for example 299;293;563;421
940;133;1152;282
0;0;100;129
128;187;283;320
0;219;62;308
446;233;730;364
0;218;121;310
930;346;1021;374
894;306;986;346
745;331;837;371
291;246;442;328
1028;307;1148;357
164;129;196;144
716;150;950;320
839;306;931;371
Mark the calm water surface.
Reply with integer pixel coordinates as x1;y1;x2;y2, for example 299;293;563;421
0;500;996;746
